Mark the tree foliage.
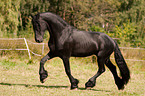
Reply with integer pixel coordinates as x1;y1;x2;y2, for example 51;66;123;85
0;0;144;47
0;0;20;37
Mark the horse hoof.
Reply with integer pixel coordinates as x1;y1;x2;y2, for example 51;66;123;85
70;79;79;90
71;85;78;90
40;71;48;83
40;78;47;83
71;87;78;90
85;87;92;90
71;86;78;90
118;85;125;90
85;80;96;89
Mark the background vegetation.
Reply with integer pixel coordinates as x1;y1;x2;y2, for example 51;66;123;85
0;1;145;95
0;0;144;47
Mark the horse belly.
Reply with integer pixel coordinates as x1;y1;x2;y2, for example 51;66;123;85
71;31;98;57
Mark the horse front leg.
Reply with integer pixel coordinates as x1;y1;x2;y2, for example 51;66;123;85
62;57;79;90
39;52;53;83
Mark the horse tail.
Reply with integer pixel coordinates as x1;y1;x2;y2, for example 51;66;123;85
114;41;130;85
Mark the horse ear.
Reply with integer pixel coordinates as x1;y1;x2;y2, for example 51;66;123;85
36;13;40;19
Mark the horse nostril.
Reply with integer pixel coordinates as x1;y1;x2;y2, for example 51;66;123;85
37;40;41;43
39;40;43;43
36;39;43;43
35;36;43;43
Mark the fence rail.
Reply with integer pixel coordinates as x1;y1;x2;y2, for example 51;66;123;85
118;47;145;62
111;58;145;62
120;47;145;50
0;38;144;62
0;38;45;59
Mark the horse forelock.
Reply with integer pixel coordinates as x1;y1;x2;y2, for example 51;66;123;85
32;17;41;31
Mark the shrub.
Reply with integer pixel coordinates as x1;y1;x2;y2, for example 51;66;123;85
113;21;143;47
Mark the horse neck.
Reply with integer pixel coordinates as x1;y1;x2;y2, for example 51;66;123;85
42;13;70;40
47;21;69;39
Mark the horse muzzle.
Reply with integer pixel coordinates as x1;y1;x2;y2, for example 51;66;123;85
35;36;43;43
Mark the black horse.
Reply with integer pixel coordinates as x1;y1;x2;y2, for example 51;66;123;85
31;12;130;90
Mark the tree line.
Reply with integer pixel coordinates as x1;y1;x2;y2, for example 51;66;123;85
0;0;144;47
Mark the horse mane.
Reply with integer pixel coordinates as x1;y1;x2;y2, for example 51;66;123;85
40;12;69;27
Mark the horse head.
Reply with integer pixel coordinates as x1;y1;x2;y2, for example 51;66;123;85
31;13;48;43
31;12;73;48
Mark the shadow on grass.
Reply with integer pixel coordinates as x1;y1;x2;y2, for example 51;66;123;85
0;82;68;89
0;82;111;92
78;88;111;92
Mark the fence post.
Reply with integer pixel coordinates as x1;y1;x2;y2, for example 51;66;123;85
24;38;31;59
42;43;44;55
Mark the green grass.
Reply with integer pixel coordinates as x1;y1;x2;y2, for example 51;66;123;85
0;56;145;96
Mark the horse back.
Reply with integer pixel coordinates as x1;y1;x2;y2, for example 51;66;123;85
71;31;115;57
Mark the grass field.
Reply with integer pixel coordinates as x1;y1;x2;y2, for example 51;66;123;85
0;56;145;96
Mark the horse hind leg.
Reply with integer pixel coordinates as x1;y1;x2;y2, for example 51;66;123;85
85;57;105;89
105;58;125;90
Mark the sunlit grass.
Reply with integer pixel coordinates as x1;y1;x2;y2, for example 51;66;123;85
0;56;145;96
